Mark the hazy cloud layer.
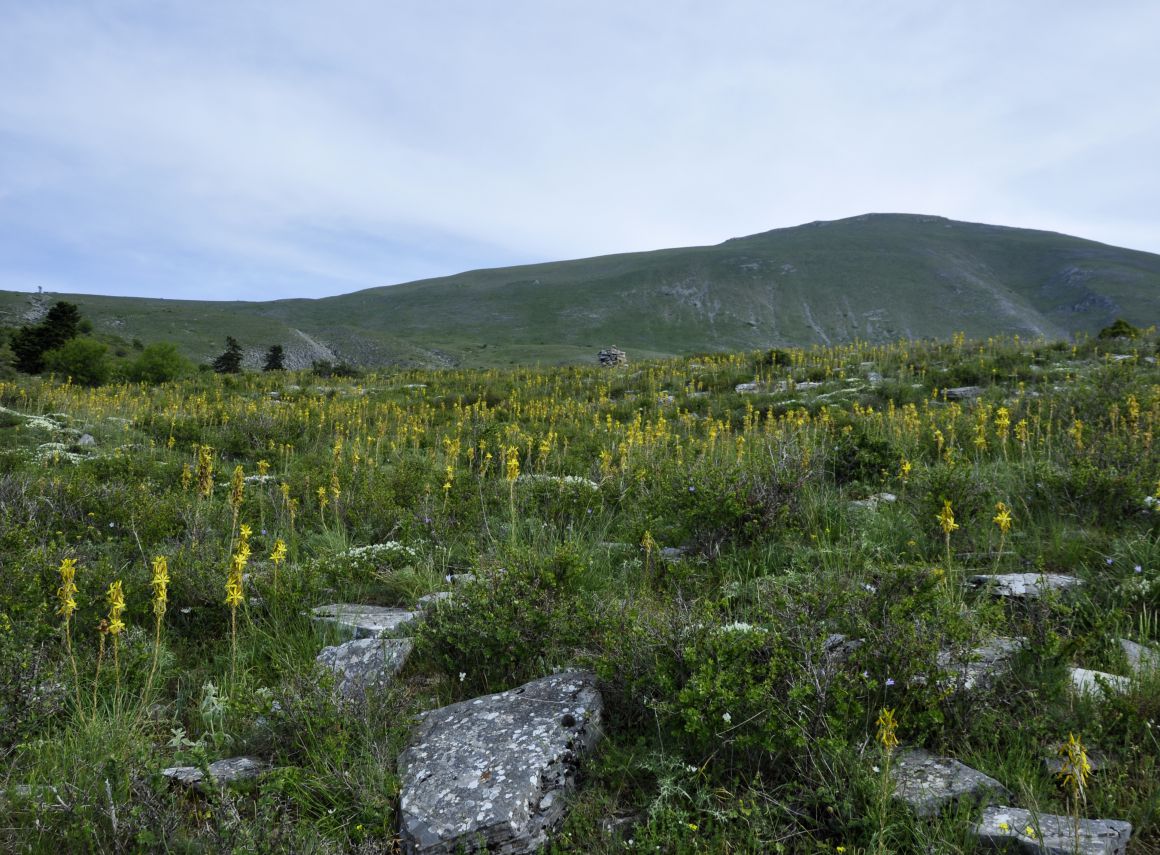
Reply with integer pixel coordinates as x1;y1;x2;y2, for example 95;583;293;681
2;1;1157;300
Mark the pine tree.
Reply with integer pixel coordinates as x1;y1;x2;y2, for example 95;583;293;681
263;344;285;371
12;301;83;374
211;337;244;374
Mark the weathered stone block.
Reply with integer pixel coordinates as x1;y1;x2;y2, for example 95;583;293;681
967;574;1082;600
162;757;269;789
892;747;1008;817
311;603;419;639
973;805;1131;854
316;637;413;699
397;671;603;854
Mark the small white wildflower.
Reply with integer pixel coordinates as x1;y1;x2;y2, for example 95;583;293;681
459;672;466;682
722;711;732;724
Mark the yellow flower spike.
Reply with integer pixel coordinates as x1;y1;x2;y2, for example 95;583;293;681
150;556;169;618
993;502;1013;534
936;500;959;535
875;707;900;753
56;557;79;620
106;580;126;636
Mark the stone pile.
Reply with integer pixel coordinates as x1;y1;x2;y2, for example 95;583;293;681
597;347;627;366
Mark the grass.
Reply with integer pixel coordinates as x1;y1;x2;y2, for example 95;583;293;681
0;330;1157;852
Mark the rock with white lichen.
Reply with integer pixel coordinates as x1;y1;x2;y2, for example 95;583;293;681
891;747;1009;817
316;637;413;699
397;671;603;854
973;805;1131;854
310;603;419;639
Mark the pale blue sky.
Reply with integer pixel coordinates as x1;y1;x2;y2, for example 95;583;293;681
2;1;1158;300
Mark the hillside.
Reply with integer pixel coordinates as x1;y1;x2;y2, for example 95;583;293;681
2;213;1157;368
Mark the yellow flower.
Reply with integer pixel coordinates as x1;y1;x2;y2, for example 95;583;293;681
997;821;1010;832
1057;732;1092;797
269;538;287;566
150;556;169;618
875;707;899;753
936;500;959;535
1024;825;1037;839
56;558;79;620
229;464;245;512
993;502;1013;534
106;580;126;636
505;446;520;482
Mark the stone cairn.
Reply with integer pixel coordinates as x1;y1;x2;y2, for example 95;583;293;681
597;346;626;367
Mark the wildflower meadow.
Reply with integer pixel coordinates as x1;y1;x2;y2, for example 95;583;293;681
0;330;1158;852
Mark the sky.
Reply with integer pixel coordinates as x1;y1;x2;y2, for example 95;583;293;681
1;1;1158;302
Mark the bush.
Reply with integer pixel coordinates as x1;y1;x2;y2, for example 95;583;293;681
42;337;110;386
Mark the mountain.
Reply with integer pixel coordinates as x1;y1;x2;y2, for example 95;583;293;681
2;214;1157;368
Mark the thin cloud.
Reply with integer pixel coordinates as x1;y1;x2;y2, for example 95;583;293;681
1;1;1157;299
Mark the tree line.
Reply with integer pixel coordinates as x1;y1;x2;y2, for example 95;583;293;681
0;301;293;386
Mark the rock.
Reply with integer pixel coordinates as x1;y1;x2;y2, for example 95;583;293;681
77;433;96;446
1119;638;1160;676
973;805;1131;854
598;347;627;367
1069;668;1131;697
823;633;864;664
444;573;477;586
967;573;1082;600
891;747;1008;817
735;382;762;394
659;546;690;562
867;371;884;384
945;386;984;400
937;637;1025;692
851;492;897;510
397;671;603;854
311;604;419;639
418;591;454;608
601;813;643;841
162;757;269;789
316;637;414;699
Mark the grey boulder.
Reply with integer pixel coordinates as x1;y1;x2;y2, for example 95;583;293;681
162;756;269;789
967;574;1082;600
311;603;419;639
316;637;414;699
892;747;1008;817
973;805;1131;854
397;671;603;854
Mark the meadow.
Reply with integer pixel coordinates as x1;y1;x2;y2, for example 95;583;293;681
0;331;1158;853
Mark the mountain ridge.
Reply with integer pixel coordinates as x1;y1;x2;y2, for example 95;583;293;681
2;213;1157;368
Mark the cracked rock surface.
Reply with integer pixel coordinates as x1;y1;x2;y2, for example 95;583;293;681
1069;667;1131;697
1120;638;1159;676
316;637;414;699
892;747;1008;817
162;757;269;789
311;603;419;639
967;573;1082;600
937;636;1025;691
397;671;603;854
974;805;1131;855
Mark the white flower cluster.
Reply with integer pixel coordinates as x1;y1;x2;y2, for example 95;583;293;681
717;622;767;635
519;474;601;491
343;541;419;573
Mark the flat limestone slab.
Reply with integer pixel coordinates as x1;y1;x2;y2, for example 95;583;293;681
967;573;1082;600
162;757;269;789
1069;668;1131;697
974;805;1131;855
397;671;603;855
892;748;1008;817
1120;638;1160;676
937;637;1025;691
311;603;419;639
316;637;414;699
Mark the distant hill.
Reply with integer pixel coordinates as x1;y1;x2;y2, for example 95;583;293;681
2;214;1157;368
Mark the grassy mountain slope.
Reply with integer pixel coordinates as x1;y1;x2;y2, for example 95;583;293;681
2;213;1157;368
